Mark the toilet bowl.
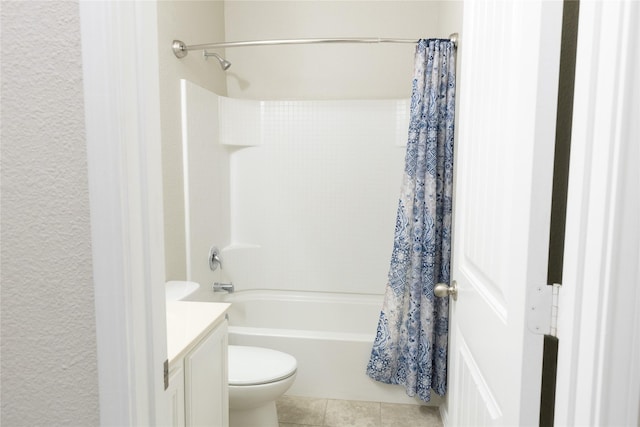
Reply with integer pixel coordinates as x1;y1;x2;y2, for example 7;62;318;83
228;345;297;427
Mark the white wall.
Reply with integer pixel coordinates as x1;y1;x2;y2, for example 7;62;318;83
161;0;462;281
180;81;232;298
158;0;228;280
0;1;100;424
205;1;462;294
221;98;409;294
224;1;462;99
172;1;462;293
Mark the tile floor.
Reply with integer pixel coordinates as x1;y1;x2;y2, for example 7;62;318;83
277;395;443;427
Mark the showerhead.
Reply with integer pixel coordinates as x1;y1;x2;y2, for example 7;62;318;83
203;51;232;71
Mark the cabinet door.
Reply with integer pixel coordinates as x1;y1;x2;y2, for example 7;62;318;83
167;365;185;427
185;320;228;427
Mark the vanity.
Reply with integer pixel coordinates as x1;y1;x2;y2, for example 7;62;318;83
166;300;231;427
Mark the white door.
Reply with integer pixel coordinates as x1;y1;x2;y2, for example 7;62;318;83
447;1;563;425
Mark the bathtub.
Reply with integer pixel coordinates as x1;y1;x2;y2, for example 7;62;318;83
223;290;440;405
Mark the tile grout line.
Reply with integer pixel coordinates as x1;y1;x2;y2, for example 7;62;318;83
320;398;328;427
278;396;443;427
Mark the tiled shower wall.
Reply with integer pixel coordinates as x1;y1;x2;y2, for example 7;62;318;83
219;96;410;295
181;80;410;295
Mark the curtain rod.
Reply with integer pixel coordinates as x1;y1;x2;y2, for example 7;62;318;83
172;33;458;58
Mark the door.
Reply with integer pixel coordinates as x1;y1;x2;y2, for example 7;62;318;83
447;1;563;425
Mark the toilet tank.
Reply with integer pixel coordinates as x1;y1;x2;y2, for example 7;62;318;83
165;281;200;301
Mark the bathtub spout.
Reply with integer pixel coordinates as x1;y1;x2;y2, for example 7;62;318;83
213;282;234;293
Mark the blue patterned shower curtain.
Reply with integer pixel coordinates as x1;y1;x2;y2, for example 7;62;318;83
366;39;456;402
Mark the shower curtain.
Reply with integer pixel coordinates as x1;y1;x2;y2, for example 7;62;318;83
366;38;456;402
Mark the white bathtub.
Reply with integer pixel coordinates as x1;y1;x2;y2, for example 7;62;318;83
223;290;439;405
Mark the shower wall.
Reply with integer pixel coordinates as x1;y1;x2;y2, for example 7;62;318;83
162;0;462;283
180;80;409;295
158;1;228;280
223;97;410;294
215;2;462;294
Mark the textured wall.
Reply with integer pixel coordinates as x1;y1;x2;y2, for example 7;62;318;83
0;1;100;425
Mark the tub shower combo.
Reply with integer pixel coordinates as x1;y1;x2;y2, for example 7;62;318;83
176;34;457;407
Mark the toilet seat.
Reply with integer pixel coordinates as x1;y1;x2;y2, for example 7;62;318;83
228;345;297;386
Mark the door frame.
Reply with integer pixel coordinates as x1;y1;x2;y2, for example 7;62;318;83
79;1;168;425
554;1;640;426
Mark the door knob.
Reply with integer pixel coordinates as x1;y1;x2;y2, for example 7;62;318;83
434;281;458;301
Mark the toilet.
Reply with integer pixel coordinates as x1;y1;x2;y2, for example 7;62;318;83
228;345;297;427
165;281;297;426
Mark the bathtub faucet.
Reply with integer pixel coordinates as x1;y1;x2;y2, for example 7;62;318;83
212;282;234;293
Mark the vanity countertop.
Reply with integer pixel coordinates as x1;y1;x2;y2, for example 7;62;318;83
166;301;231;367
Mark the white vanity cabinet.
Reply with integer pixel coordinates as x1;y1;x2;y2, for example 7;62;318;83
166;301;230;427
184;319;228;426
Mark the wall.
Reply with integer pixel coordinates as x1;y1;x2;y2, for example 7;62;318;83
0;1;100;425
212;1;462;294
222;98;409;294
180;81;232;297
158;0;228;280
160;0;462;282
224;1;462;99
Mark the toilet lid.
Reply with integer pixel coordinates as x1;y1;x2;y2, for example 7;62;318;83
228;345;297;386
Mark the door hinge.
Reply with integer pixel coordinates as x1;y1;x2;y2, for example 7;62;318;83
164;359;169;390
527;283;561;337
549;283;560;337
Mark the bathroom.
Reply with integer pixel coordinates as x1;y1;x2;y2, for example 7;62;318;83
162;0;640;422
159;1;461;425
3;0;638;426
